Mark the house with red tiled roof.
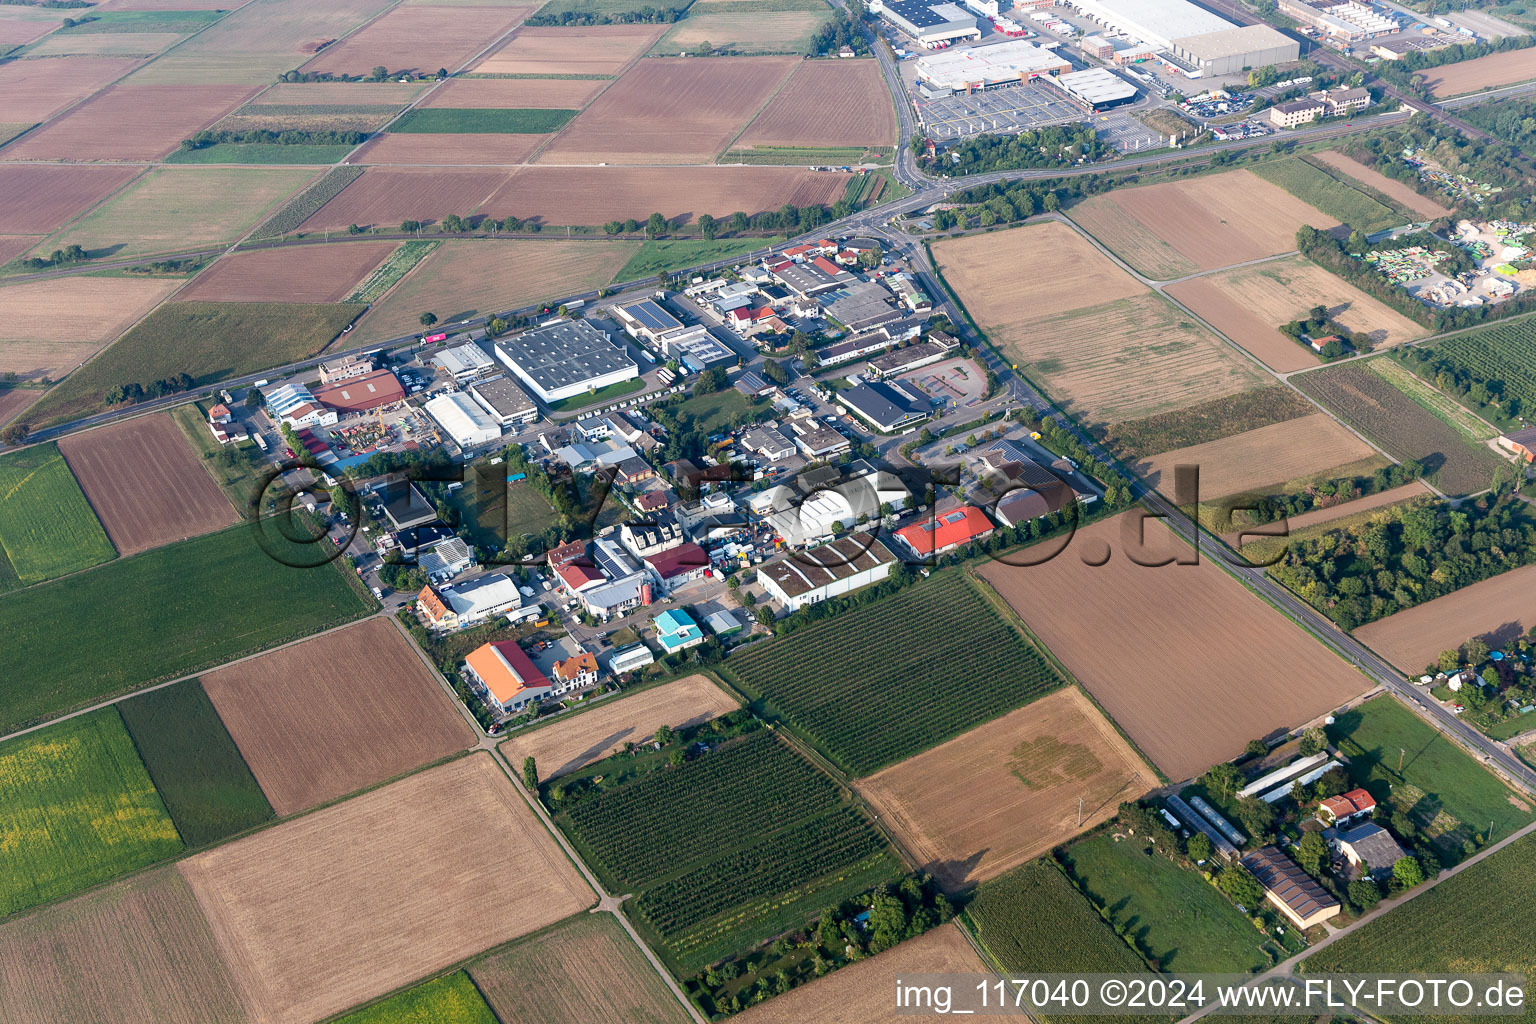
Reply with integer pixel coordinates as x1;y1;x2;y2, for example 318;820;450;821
416;584;456;631
552;651;598;692
463;640;551;715
894;506;994;558
1319;788;1377;825
546;539;587;567
555;560;605;593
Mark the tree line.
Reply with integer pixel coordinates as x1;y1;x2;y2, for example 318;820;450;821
914;123;1108;176
180;128;368;150
526;4;686;25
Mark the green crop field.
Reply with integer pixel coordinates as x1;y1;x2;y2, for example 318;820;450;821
391;108;577;133
554;728;899;973
1251;157;1401;234
26;301;366;428
117;679;274;848
1062;834;1271;974
334;972;498;1024
1328;695;1534;868
57;9;225;32
0;524;375;733
0;710;183;916
348;240;438;303
1302;833;1536;1024
0;442;115;588
724;572;1067;775
615;236;782;281
164;143;358;164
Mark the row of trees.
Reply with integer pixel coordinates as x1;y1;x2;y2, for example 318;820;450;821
15;244;88;271
1374;34;1536;95
180;128;367;150
525;4;686;25
1238;458;1426;528
103;372;194;408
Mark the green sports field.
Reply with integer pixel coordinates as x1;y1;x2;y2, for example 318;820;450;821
334;972;498;1024
0;442;115;589
0;710;183;916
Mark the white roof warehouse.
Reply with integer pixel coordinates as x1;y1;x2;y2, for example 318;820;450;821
494;319;639;404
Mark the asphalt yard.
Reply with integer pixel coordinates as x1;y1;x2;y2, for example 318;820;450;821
916;81;1083;139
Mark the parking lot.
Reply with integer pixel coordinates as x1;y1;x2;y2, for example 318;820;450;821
1095;111;1162;152
916;79;1086;139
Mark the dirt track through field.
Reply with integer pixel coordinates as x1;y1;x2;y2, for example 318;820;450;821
978;513;1372;780
58;413;237;556
1132;413;1378;500
501;673;738;780
200;618;474;815
1354;563;1536;674
856;687;1153;891
179;240;396;304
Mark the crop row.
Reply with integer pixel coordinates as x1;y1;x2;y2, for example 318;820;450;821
1434;323;1536;411
252;166;364;238
347;240;437;304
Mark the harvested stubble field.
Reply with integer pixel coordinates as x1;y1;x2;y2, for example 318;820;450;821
0;55;143;123
0;276;180;380
0;14;54;47
933;220;1141;318
38;166;315;260
253;81;427;105
1100;385;1316;463
216;106;402;135
481;164;850;224
178;240;395;303
1132;412;1379;501
0;711;182;917
201;618;473;815
1067;169;1336;280
0;84;254;161
351;131;549;164
1312;150;1451;219
0;237;37;267
1166;254;1427;373
653;7;831;54
301;4;530;76
1354;563;1536;674
502;673;738;780
736;58;895;148
295;166;509;231
422;75;607;109
474;24;662;76
538;56;798;164
0;868;247;1024
1422;47;1536;97
28;31;185;56
733;923;986;1024
57;413;239;556
470;913;691;1024
179;754;591;1024
0;441;115;587
0;165;139;235
855;687;1153;891
354;238;638;341
977;513;1372;781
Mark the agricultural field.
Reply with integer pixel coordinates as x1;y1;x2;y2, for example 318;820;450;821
472;24;662;75
501;673;738;780
422;75;608;109
117;679;274;848
299;4;529;77
201;618;473;815
1250;156;1400;233
353;131;549;165
35;166;315;261
855;687;1154;891
27;31;184;56
1166;254;1428;373
0;867;247;1024
347;239;437;302
354;238;638;342
1066;169;1337;280
966;860;1150;978
169;401;267;515
1063;832;1272;973
977;513;1372;781
334;972;498;1024
0;55;143;124
1099;385;1316;463
1353;563;1536;674
651;0;833;56
1132;413;1379;501
735;58;895;148
0;710;182;916
291;166;510;232
470;913;691;1024
0;442;114;588
1328;695;1534;867
732;922;987;1024
1421;46;1536;97
616;235;784;280
538;57;798;164
725;572;1067;775
178;240;396;304
0;84;255;161
0;524;373;733
179;755;590;1024
391;106;574;133
481;164;851;225
26;300;365;428
0;165;141;236
1294;359;1506;496
57;414;238;556
0;275;181;382
555;728;899;972
1419;318;1536;416
250;165;363;237
1312;150;1452;219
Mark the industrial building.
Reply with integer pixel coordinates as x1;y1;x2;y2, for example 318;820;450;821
312;368;404;416
431;343;495;381
837;379;931;431
1047;66;1138;109
1170;24;1300;75
468;375;538;426
264;381;337;429
614;298;684;343
1279;0;1397;39
870;0;981;46
914;38;1072;92
659;324;736;372
758;533;898;611
494;319;638;404
425;391;502;449
1065;0;1297;73
1242;846;1341;929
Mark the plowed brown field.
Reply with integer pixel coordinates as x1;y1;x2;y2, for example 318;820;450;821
0;276;181;379
1;84;254;161
474;24;662;75
0;165;139;234
0;15;53;47
856;687;1153;891
0;236;38;266
179;754;590;1024
978;513;1371;780
737;59;896;148
538;56;798;164
201;618;473;815
1423;47;1536;97
1312;151;1452;219
178;240;395;303
501;673;738;779
0;56;144;123
58;413;237;555
301;4;530;76
1133;413;1378;500
296;166;510;231
1354;564;1536;673
351;131;549;164
421;75;607;109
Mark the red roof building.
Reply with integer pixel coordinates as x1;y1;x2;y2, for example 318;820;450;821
555;561;605;592
1319;788;1377;824
464;639;551;714
635;491;670;514
312;368;405;414
811;255;843;276
546;539;587;567
894;506;995;557
644;542;709;584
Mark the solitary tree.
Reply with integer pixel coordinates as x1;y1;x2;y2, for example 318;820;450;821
646;211;667;239
697;213;717;240
1296;831;1328;875
0;423;26;447
1348;876;1381;910
369;65;388;82
654;724;674;746
1298;726;1328;757
419;312;438;327
400;219;421;233
1393;856;1424;889
522;756;537;788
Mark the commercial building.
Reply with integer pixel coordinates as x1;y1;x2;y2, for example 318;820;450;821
318;354;373;383
614;298;684;343
989;456;1077;525
1065;0;1296;72
432;343;495;381
763;461;909;546
645;542;710;588
895;505;995;558
312;368;405;416
1326;823;1408;879
790;420;852;459
1081;33;1116;58
837;379;931;431
820;329;898;367
265;381;337;429
421;536;473;579
1270;96;1326;128
620;514;685;558
463;639;551;715
758;532;897;611
740;425;797;462
469;375;539;426
380;480;436;531
1279;0;1397;39
654;608;705;654
914;38;1072;92
661;325;737;372
1237;753;1332;799
826;281;905;334
870;0;981;46
1242;846;1341;929
1170;24;1299;75
425;392;502;449
417;574;532;631
607;643;655;674
866;335;959;378
552;651;599;692
1270;86;1369;127
774;257;856;298
705;609;743;636
1047;66;1138;110
495;319;638;404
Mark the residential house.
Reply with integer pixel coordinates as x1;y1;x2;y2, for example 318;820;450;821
620;514;685;558
1318;788;1377;825
634;490;671;515
551;651;599;693
654;608;705;654
206;404;249;445
546;539;587;567
318;353;372;383
463;640;552;715
1241;846;1341;929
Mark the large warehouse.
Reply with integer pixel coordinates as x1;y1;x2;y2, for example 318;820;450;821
1064;0;1297;72
870;0;981;46
914;38;1072;91
494;319;638;405
1048;66;1138;109
425;392;502;449
1171;24;1300;74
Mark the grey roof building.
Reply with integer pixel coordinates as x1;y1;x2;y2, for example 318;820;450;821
469;375;539;426
494;319;638;404
837;379;931;431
